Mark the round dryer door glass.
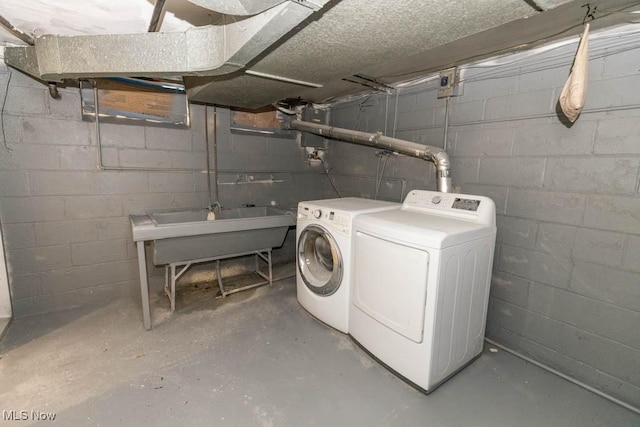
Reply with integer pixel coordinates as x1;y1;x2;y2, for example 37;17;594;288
297;225;343;296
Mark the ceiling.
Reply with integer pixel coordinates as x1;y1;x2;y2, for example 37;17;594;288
2;0;640;109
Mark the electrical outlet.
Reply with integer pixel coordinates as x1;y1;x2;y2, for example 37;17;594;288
438;67;458;98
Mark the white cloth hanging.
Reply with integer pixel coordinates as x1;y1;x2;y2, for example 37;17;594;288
559;23;590;122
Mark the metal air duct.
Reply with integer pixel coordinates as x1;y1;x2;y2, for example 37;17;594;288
289;119;452;193
3;0;328;82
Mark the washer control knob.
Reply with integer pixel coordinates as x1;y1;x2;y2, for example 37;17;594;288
312;209;322;219
432;195;442;205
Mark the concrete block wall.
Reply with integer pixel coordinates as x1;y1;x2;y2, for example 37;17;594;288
0;66;325;317
325;28;640;407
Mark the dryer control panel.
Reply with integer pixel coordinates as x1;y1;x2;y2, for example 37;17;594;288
403;190;495;226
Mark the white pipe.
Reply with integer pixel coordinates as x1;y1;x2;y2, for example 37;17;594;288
290;119;452;193
484;338;640;415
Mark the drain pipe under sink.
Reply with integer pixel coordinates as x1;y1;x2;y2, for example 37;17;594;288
288;119;452;193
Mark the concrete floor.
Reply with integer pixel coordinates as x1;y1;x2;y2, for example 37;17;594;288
1;275;638;427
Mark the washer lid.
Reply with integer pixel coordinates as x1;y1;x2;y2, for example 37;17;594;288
354;209;496;249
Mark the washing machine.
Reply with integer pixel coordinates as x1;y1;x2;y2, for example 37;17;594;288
296;197;399;333
349;190;496;393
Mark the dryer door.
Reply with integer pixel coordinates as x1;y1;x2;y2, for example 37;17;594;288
297;225;343;296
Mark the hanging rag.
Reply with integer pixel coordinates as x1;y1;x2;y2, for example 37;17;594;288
559;23;590;122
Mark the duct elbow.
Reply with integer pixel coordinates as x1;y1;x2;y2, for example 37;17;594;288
433;150;452;193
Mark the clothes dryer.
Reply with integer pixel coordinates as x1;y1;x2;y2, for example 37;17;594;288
349;190;496;392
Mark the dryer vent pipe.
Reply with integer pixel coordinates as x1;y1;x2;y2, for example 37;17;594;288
289;120;452;193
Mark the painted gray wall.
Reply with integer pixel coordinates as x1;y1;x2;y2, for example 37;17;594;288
0;65;325;317
324;29;640;407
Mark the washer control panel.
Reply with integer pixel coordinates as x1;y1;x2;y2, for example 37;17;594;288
298;204;351;233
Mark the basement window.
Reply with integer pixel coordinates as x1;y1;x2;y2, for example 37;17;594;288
80;78;190;127
230;108;293;138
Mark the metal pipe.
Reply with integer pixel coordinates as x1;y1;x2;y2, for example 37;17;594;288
289;119;452;193
484;338;640;415
443;96;451;151
147;0;167;32
205;105;212;210
0;14;34;45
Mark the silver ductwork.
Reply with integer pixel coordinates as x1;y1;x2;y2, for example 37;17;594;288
289;119;452;193
187;0;293;15
3;1;328;82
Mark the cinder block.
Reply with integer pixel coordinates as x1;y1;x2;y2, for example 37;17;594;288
528;283;640;348
534;222;576;258
189;106;209;150
489;271;530;307
7;244;72;275
7;69;44;88
71;239;128;266
499;245;571;288
449;99;484;124
194;171;210;193
397;93;416;113
12;280;136;318
396;109;435;130
571;261;640;311
479;157;545;187
588;75;640;110
119;149;171;168
485;322;639;407
623;235;640;273
98;123;145;148
34;220;98;246
170;151;207;170
484;88;555;121
0;196;66;223
544;157;639;194
148;172;194;193
451;157;479;186
460;75;518;102
459;184;508;213
507;189;585;225
65;195;123;219
59;146;98;171
2;223;36;249
96;217;132;240
454;127;514;157
0;144;60;171
601;46;640;78
22;117;93;146
97;171;148;195
595;116;640;155
100;147;120;167
518;67;566;93
48;90;83;120
122;192;203;215
573;228;625;266
39;259;139;294
513;120;596;156
583;195;640;234
231;133;267;155
0;115;23;146
8;273;42;300
0;171;30;196
145;126;192;151
29;171;97;195
490;299;639;385
4;85;49;116
496;215;538;249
